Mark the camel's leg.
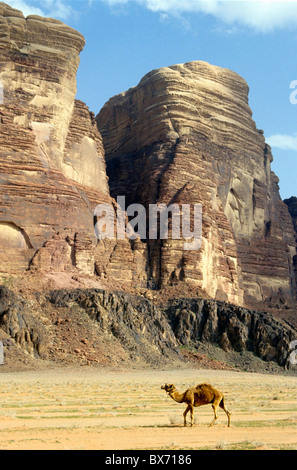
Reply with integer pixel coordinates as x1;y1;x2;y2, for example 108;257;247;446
189;404;194;426
183;405;190;426
209;400;220;427
219;398;231;427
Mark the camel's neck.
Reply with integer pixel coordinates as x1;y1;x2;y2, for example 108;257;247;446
169;390;185;404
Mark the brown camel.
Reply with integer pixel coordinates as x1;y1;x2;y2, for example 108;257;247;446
161;383;231;427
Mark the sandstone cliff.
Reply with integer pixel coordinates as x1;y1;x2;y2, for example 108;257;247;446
284;197;297;239
0;3;296;372
97;62;297;311
1;2;295;314
0;2;146;287
284;197;297;294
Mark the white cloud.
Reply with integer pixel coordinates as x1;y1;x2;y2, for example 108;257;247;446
102;0;297;32
6;0;74;21
6;0;43;16
267;133;297;151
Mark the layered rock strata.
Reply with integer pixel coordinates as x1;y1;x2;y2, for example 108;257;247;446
97;61;297;310
284;197;297;239
0;3;146;286
284;196;297;295
0;1;296;374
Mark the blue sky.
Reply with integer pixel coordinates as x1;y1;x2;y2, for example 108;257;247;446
6;0;297;199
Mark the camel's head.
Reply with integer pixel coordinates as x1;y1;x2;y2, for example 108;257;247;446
161;384;175;394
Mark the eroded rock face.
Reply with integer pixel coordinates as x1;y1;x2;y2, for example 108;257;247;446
164;298;297;368
49;288;181;365
47;288;297;368
0;2;147;286
0;3;102;270
97;61;297;310
0;2;296;325
0;285;48;358
284;196;297;296
284;197;297;238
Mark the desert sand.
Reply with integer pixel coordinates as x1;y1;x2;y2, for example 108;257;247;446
0;367;296;450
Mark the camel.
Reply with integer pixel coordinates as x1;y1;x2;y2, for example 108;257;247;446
161;383;231;427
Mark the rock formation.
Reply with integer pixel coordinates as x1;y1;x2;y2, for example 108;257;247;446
49;288;180;365
284;197;297;239
284;197;297;295
164;297;296;368
0;285;47;358
1;2;296;314
97;62;297;311
1;285;295;369
0;3;296;371
0;2;146;286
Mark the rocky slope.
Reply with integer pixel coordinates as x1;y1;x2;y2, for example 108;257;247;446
165;297;296;368
0;286;296;371
97;62;297;312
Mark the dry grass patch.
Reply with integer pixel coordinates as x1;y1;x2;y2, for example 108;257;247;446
0;367;296;450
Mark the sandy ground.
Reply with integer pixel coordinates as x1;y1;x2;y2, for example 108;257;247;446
0;367;296;450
